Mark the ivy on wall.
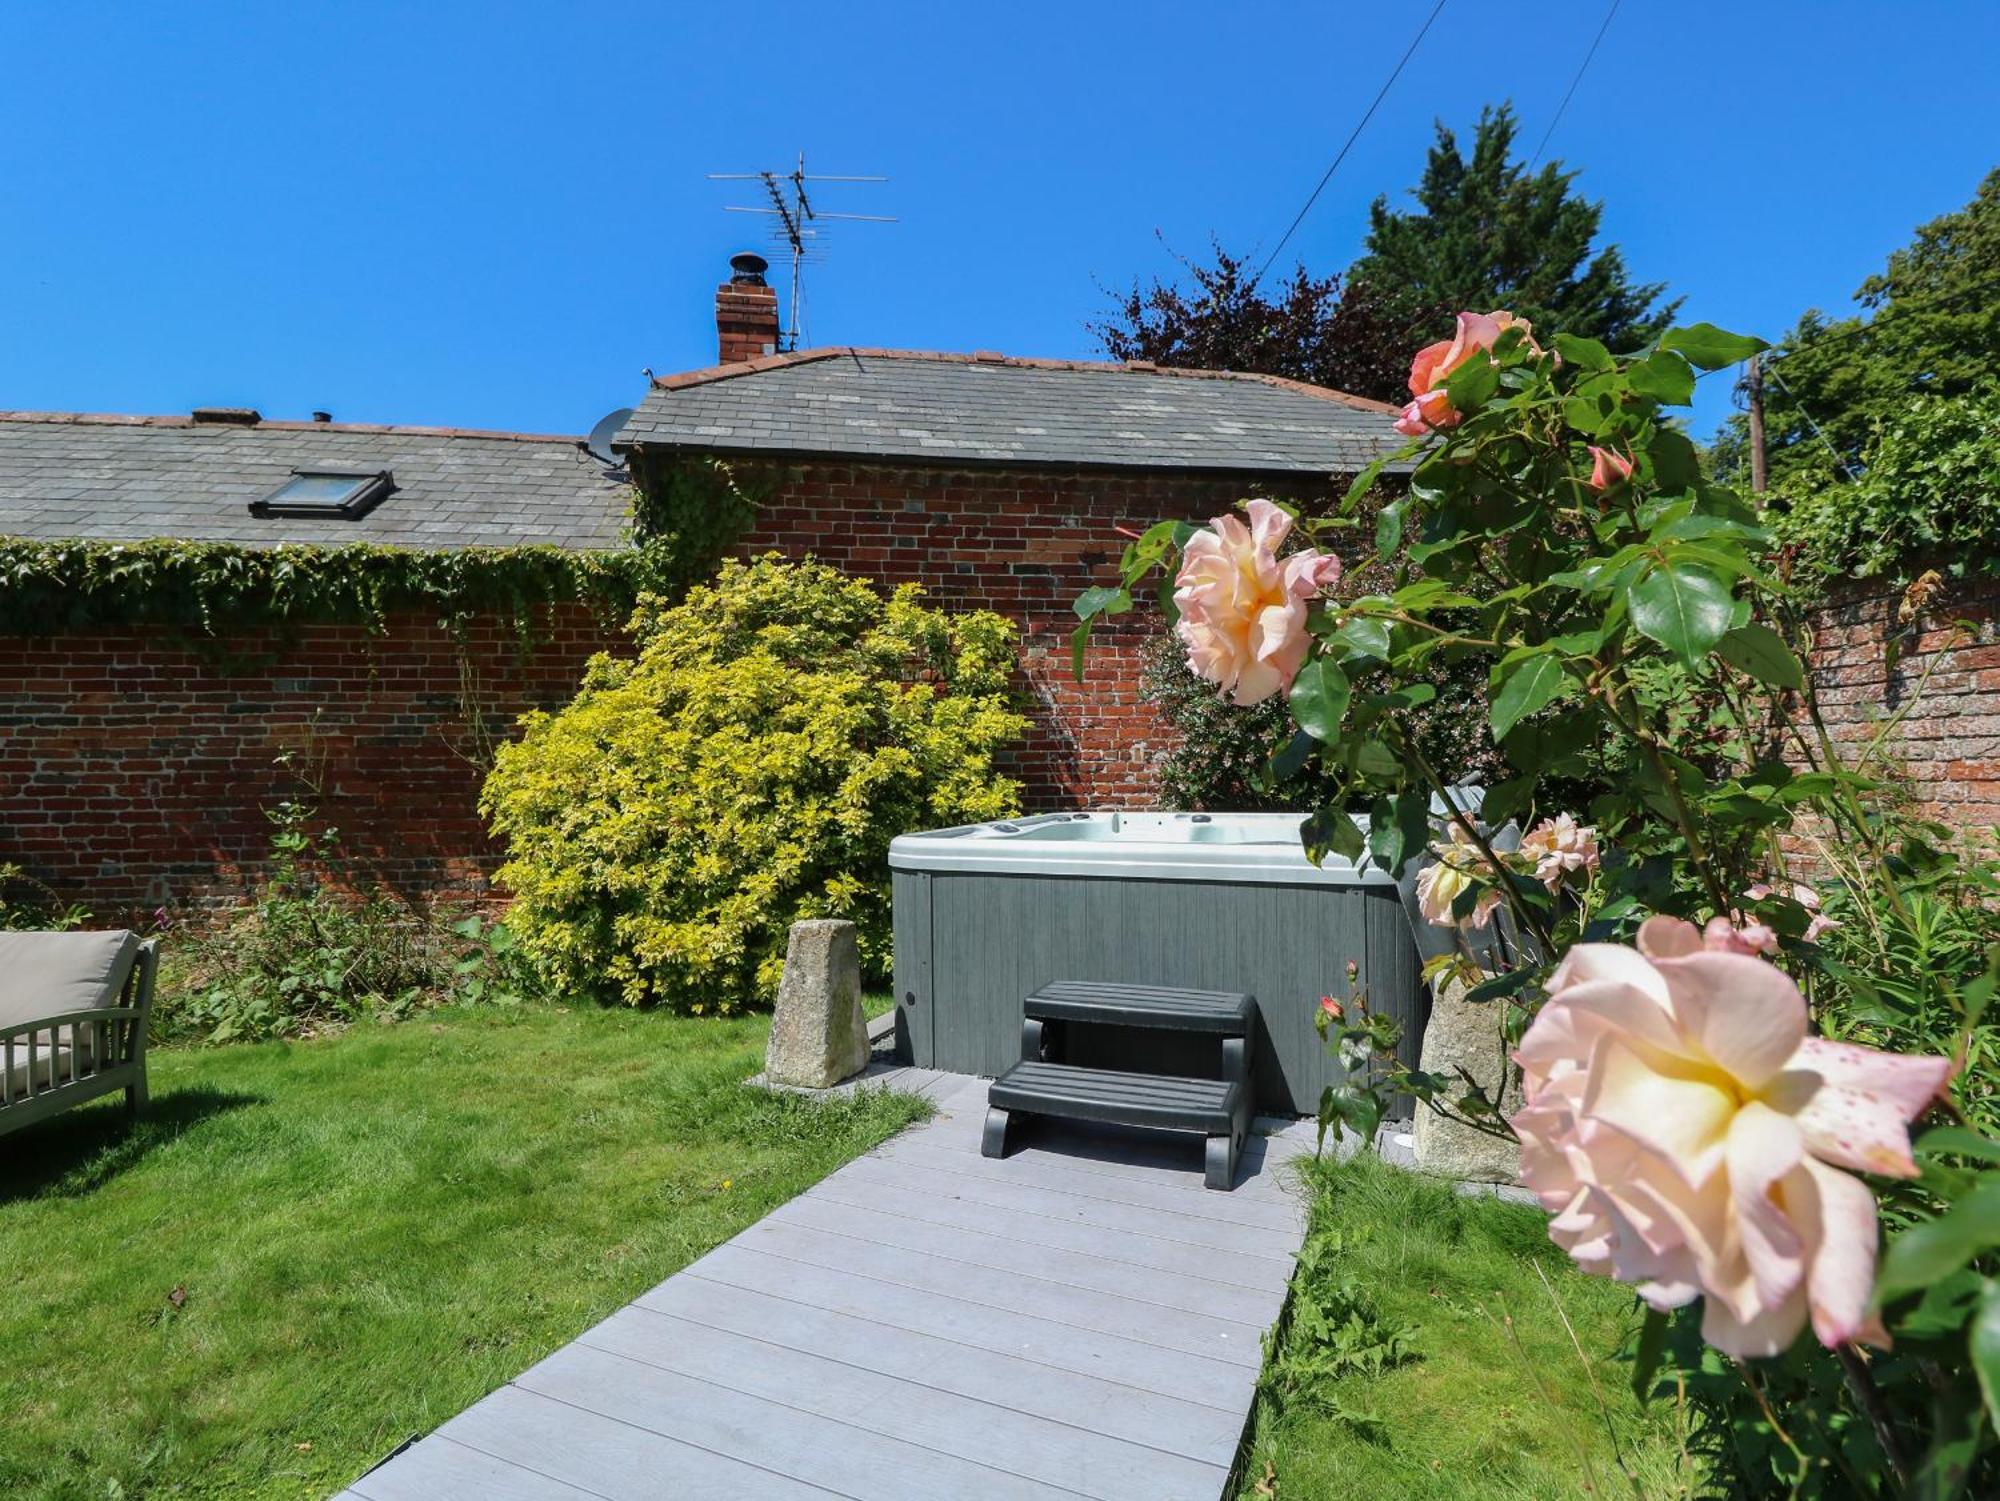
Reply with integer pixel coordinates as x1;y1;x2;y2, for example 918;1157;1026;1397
0;457;778;642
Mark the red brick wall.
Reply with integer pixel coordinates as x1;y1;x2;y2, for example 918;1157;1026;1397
0;605;619;912
1807;575;2000;837
731;461;1339;809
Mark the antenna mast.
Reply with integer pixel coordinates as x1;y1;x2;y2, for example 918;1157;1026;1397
709;151;894;351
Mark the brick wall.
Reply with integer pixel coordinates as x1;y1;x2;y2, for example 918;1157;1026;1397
728;461;1339;808
0;605;619;912
1807;574;2000;836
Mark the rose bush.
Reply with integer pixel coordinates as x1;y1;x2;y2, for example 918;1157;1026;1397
1075;307;2000;1493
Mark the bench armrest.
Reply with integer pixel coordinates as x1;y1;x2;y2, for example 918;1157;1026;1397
0;1006;142;1045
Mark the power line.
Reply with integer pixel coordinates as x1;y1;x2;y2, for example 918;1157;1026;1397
1529;0;1620;169
1694;271;2000;382
1252;0;1448;288
1765;365;1861;481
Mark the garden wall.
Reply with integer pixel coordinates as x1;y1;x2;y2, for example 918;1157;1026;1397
727;460;1340;808
1807;573;2000;838
0;605;617;911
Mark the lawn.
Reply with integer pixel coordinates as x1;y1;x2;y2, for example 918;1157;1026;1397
0;1004;928;1501
1241;1151;1701;1500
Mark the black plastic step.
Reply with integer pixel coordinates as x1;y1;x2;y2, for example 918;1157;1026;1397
988;1061;1244;1134
1024;981;1255;1035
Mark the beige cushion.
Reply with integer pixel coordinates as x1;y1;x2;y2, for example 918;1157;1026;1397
0;930;139;1031
0;1034;100;1099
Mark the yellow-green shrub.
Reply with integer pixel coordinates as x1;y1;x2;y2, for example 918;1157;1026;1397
481;556;1026;1013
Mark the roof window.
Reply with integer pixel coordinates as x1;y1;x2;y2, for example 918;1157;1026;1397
248;468;395;519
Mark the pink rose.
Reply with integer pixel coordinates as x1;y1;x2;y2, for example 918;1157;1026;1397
1172;499;1341;706
1393;311;1537;436
1519;813;1600;891
1511;916;1953;1359
1414;828;1502;929
1703;915;1780;956
1586;445;1635;491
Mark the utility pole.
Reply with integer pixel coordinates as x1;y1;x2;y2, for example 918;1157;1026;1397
1746;354;1769;494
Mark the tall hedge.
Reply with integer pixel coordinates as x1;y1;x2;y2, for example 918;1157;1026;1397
481;556;1026;1013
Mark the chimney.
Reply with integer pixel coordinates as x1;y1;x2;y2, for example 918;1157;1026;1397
716;251;779;364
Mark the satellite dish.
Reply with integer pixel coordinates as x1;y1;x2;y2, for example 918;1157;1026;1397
584;407;635;467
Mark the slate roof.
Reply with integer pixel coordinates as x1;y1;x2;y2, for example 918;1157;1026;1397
0;413;631;550
616;348;1406;475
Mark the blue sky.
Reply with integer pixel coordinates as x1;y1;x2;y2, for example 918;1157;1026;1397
1;2;1992;443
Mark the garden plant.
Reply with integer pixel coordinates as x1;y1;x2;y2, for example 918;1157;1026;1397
1076;309;2000;1495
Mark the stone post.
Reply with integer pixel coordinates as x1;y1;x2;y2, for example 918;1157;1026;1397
1410;969;1523;1183
765;919;870;1089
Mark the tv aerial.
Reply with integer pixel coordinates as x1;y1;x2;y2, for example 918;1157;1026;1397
708;151;895;351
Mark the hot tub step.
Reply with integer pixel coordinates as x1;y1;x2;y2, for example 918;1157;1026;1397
983;1061;1252;1190
1024;980;1256;1035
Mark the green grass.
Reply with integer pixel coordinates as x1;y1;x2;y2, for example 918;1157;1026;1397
0;1005;928;1501
1241;1151;1701;1500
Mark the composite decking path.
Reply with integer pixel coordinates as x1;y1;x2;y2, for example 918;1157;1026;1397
335;1066;1317;1501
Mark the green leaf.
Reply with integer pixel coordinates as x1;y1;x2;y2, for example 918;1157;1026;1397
1490;652;1569;740
1659;322;1770;371
1921;1128;2000;1166
1553;333;1614;371
1563;394;1615;436
1072;585;1130;622
1343;454;1392;514
1627;350;1695;406
1069;620;1092;681
1303;804;1366;864
1466;968;1534;1004
1375;499;1405;554
1716;623;1806;691
1270;728;1316;782
1367;790;1431;878
1290;659;1352;743
1878;1177;2000;1303
1630;1306;1669;1405
1647;430;1702;495
1628;563;1733;667
1443;355;1499;414
1973;1280;2000;1436
1333;616;1393;662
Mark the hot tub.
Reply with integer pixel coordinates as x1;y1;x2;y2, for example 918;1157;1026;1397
888;810;1429;1114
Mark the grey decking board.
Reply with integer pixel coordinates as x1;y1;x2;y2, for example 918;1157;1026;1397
805;1173;1296;1293
515;1342;1084;1501
344;1074;1318;1501
771;1193;1286;1327
630;1277;1249;1464
674;1246;1257;1411
832;1152;1303;1261
439;1386;843;1499
577;1306;1228;1501
726;1216;1266;1368
871;1135;1306;1231
345;1435;608;1501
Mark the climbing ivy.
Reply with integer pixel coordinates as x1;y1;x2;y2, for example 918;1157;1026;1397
0;457;774;641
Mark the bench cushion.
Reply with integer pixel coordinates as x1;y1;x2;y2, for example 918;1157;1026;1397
0;930;139;1031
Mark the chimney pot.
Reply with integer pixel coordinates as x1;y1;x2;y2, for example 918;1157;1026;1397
716;250;780;364
311;410;333;423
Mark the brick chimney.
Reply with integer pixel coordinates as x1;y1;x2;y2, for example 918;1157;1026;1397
716;251;779;364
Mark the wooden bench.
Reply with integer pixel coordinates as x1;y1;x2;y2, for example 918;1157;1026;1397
982;981;1257;1189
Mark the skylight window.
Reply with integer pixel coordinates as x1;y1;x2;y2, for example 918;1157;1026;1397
248;468;395;519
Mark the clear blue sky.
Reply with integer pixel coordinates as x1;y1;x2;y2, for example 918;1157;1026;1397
1;2;1992;444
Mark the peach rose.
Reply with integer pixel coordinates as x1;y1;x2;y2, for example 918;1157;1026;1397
1414;827;1502;929
1173;499;1341;706
1511;916;1953;1358
1586;445;1636;491
1394;311;1537;436
1519;813;1600;891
